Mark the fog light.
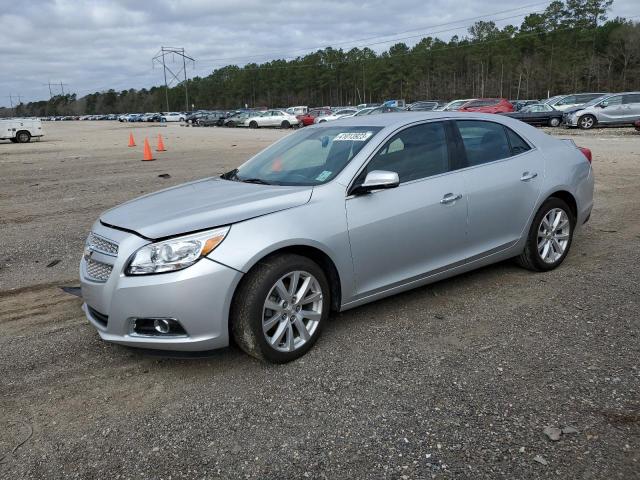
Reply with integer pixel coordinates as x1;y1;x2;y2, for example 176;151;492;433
130;317;187;337
154;319;170;334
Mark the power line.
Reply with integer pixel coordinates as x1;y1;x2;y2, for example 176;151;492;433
196;1;552;67
153;47;195;112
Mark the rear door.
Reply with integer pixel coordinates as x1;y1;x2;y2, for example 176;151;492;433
622;93;640;122
454;120;543;258
346;121;468;296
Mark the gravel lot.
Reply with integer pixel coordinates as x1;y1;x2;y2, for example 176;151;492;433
1;121;638;479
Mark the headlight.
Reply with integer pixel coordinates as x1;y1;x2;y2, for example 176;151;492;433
126;227;229;275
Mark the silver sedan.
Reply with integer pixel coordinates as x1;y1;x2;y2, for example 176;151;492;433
80;112;594;362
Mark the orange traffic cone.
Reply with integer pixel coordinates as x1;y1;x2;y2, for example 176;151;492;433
128;132;136;147
142;138;155;161
156;134;166;152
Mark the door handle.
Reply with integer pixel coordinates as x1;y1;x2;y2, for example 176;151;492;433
440;193;462;204
520;171;538;181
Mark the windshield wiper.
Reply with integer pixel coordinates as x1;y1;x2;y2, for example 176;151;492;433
240;178;271;185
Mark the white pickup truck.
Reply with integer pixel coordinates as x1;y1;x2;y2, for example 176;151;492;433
0;118;44;143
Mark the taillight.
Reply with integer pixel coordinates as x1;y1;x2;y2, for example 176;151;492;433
578;146;592;164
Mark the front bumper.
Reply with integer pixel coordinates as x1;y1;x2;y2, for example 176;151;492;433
563;112;579;127
80;222;243;351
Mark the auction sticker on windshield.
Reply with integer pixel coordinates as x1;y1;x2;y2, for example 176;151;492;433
334;132;373;141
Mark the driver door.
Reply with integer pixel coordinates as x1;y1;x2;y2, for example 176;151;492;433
346;121;468;297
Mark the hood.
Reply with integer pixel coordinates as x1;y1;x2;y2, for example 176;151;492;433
100;177;313;239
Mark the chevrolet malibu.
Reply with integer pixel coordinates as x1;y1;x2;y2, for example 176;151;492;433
80;112;594;363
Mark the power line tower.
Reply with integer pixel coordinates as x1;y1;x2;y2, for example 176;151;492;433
45;81;69;98
152;47;195;112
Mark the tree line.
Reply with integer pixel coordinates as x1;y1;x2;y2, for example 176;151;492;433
3;0;639;118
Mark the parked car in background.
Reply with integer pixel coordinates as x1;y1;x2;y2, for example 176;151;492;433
438;99;475;111
79;112;594;362
0;118;44;143
406;101;442;111
223;111;255;128
141;113;161;122
367;106;405;115
160;112;185;122
501;103;563;127
246;110;300;128
511;100;540;111
635;119;640;131
314;108;359;123
297;108;333;126
196;112;227;127
286;106;308;116
563;92;640;129
544;93;606;112
356;103;381;109
459;98;514;114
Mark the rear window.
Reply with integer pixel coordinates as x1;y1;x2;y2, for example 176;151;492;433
506;128;531;155
456;121;512;166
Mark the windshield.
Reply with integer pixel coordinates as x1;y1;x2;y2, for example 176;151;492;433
223;126;382;186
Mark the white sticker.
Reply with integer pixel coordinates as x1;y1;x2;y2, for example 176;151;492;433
315;170;332;181
334;131;373;142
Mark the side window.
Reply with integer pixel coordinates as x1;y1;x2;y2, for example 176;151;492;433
623;94;640;105
456;121;512;166
603;96;622;106
505;128;531;155
364;122;450;183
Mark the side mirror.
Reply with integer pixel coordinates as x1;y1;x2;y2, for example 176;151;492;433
599;102;608;108
351;170;400;195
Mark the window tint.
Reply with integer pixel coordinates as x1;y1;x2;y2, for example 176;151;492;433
506;128;531;155
623;94;640;104
456;121;512;166
364;122;449;183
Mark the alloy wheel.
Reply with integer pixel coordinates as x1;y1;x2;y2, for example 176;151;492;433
262;270;322;352
537;208;570;264
579;116;594;129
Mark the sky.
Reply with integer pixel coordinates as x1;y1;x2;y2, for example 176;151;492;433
0;0;637;107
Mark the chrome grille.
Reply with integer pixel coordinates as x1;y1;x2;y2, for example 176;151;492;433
86;258;113;282
87;232;118;256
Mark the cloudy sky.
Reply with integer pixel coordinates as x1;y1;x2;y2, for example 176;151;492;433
0;0;636;107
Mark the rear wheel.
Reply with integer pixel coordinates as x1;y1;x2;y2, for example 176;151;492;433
578;115;596;130
549;117;561;127
231;254;330;363
249;121;258;129
517;197;575;272
16;131;31;143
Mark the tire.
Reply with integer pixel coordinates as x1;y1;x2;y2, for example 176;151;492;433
549;117;561;127
249;121;258;129
231;254;330;363
578;114;596;130
227;121;235;128
516;197;575;272
16;131;31;143
280;120;290;129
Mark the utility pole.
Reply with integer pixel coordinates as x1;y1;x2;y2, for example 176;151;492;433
153;47;195;112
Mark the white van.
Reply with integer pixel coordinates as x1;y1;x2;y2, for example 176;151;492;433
0;118;44;143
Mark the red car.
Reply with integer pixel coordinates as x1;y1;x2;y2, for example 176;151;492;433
635;119;640;131
297;108;332;126
459;98;514;114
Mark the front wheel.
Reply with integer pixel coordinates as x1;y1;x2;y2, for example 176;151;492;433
578;115;596;130
517;197;575;272
280;120;290;129
249;121;258;129
231;254;330;363
549;117;561;127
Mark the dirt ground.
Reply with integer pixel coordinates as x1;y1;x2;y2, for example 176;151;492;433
1;121;638;479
